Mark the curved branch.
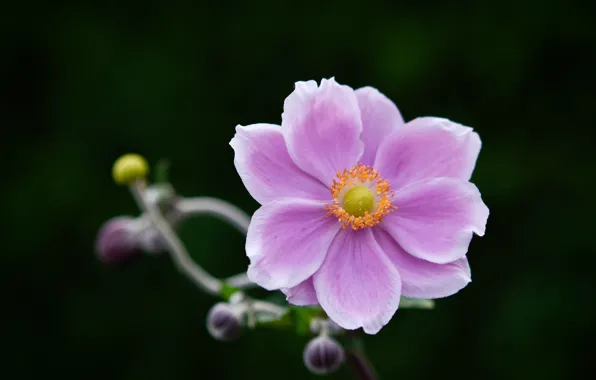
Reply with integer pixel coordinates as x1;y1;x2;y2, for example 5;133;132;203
176;197;251;234
344;332;378;380
130;182;222;295
176;197;258;290
346;349;378;380
224;272;257;289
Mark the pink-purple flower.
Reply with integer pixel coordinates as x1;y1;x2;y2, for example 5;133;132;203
230;78;489;334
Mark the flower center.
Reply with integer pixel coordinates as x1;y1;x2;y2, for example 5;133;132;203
324;163;397;230
342;185;374;217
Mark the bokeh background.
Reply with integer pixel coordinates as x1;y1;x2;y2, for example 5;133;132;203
3;1;595;379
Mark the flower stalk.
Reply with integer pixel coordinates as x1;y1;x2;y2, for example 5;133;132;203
129;180;222;295
128;180;285;317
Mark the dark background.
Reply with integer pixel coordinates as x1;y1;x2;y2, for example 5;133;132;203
2;1;595;379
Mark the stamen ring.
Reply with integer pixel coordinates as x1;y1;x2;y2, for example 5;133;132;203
324;163;397;230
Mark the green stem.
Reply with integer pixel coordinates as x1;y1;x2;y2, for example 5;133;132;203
344;332;378;380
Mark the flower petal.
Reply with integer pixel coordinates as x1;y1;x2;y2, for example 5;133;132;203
382;178;489;264
282;78;364;185
355;87;404;166
230;123;329;204
374;117;482;190
281;277;318;306
373;229;471;299
313;229;401;334
246;198;340;289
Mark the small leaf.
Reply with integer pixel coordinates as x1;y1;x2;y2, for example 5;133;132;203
291;307;312;335
219;283;240;301
154;159;171;184
399;297;435;309
287;306;326;335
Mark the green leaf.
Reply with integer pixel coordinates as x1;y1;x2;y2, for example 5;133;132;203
288;306;325;335
219;283;240;301
399;297;435;309
290;307;311;335
153;159;171;183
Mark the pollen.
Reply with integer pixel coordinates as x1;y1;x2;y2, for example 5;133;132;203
324;163;397;230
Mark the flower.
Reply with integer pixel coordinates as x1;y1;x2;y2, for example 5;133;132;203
303;336;345;375
95;216;140;264
230;78;489;334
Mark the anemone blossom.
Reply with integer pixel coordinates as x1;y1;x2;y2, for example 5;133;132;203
230;78;489;334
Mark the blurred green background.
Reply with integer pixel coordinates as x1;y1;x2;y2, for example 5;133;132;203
2;0;594;379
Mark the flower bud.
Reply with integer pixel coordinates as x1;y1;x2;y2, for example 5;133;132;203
112;153;149;185
303;336;345;375
206;303;242;341
95;216;140;264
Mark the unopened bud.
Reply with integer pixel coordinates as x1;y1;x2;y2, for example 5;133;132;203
303;336;345;375
206;303;242;341
95;216;140;264
112;154;149;185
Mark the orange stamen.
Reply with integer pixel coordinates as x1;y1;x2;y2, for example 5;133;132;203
324;163;397;230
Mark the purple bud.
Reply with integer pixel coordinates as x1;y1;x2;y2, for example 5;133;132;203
95;216;140;264
206;303;242;341
303;336;345;375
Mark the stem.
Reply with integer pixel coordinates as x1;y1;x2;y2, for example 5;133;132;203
130;182;221;295
130;183;285;316
224;273;256;289
252;300;286;316
346;351;378;380
176;197;251;234
345;333;378;380
176;197;257;290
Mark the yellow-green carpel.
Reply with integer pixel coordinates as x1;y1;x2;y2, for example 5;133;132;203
342;185;374;217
